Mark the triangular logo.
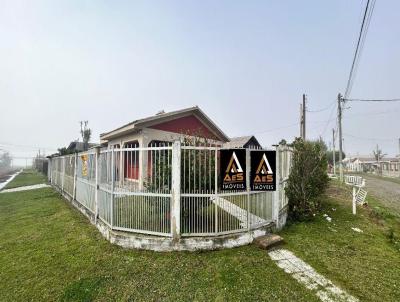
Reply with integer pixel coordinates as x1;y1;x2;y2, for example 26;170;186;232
225;151;243;173
256;153;273;175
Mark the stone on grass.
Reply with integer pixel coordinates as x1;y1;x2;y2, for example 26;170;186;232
253;234;284;250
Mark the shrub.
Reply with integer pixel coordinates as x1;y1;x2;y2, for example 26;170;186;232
285;138;329;221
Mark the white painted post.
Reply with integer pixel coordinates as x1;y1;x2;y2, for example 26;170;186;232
273;145;281;229
73;153;78;201
214;147;218;235
48;158;52;184
95;147;100;223
171;140;181;241
111;149;115;228
61;157;65;193
352;187;357;215
246;148;251;231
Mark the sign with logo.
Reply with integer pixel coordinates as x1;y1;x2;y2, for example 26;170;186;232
220;149;246;191
81;154;88;177
250;151;276;191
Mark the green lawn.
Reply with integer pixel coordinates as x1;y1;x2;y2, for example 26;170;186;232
3;169;47;189
1;172;399;301
280;182;400;302
0;172;317;302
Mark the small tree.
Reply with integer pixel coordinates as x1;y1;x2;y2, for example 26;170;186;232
326;150;346;166
373;144;386;161
80;121;92;151
285;138;329;221
0;152;12;169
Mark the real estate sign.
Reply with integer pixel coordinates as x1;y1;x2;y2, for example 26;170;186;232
220;149;246;191
250;150;276;191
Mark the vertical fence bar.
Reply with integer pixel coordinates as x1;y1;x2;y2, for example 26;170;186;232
214;147;218;235
273;145;281;229
246;148;251;231
111;149;115;228
61;157;65;193
171;140;181;240
95;147;99;223
73;153;78;201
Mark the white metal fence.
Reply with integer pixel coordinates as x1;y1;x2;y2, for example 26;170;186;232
48;142;292;239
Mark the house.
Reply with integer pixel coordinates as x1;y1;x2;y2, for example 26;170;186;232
100;106;229;148
223;135;262;149
343;156;377;172
379;158;400;178
67;141;97;153
99;106;261;186
344;155;400;178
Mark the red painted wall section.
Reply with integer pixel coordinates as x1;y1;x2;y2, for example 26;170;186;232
149;115;219;140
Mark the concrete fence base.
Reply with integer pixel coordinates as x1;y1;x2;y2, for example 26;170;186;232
54;185;275;252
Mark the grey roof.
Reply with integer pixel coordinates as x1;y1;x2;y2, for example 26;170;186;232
223;136;261;148
100;106;229;142
67;141;97;152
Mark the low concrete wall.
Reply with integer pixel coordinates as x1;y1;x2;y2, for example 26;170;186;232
53;185;275;252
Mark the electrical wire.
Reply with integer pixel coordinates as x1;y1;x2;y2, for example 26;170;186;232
306;100;336;113
344;0;376;99
344;133;397;142
344;98;400;102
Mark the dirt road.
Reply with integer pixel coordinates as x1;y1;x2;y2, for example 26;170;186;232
362;174;400;213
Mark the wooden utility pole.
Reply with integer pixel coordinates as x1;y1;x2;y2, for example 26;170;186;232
300;103;303;138
302;94;306;140
338;93;344;182
332;128;336;175
300;94;306;140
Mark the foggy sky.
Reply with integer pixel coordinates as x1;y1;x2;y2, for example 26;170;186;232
1;0;399;166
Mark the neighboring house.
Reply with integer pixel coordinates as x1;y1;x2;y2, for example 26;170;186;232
67;141;97;153
344;156;400;178
223;135;262;149
343;157;377;172
380;158;400;178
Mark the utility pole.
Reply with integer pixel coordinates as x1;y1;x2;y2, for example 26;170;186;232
302;94;306;140
398;138;400;156
300;94;306;140
332;128;336;175
338;93;344;182
300;103;303;139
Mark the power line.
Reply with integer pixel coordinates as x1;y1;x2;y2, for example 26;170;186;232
344;98;400;102
344;0;375;98
306;100;336;113
0;142;58;151
344;133;396;142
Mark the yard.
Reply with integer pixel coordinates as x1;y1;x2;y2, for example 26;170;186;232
0;170;399;301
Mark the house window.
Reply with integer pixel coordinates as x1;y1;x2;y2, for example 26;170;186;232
124;141;139;180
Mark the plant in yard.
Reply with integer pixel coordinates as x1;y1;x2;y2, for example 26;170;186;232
80;120;92;151
285;138;329;221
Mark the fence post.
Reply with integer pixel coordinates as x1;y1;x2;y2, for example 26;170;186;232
171;140;181;241
214;146;218;235
273;145;281;229
61;157;65;193
95;147;100;223
352;187;357;215
73;153;78;201
246;148;251;231
111;149;115;228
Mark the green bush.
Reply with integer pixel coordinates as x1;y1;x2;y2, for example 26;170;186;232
286;138;329;221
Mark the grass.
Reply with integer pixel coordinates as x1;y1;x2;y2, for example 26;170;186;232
0;171;318;302
1;171;399;301
280;181;400;302
3;169;47;189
